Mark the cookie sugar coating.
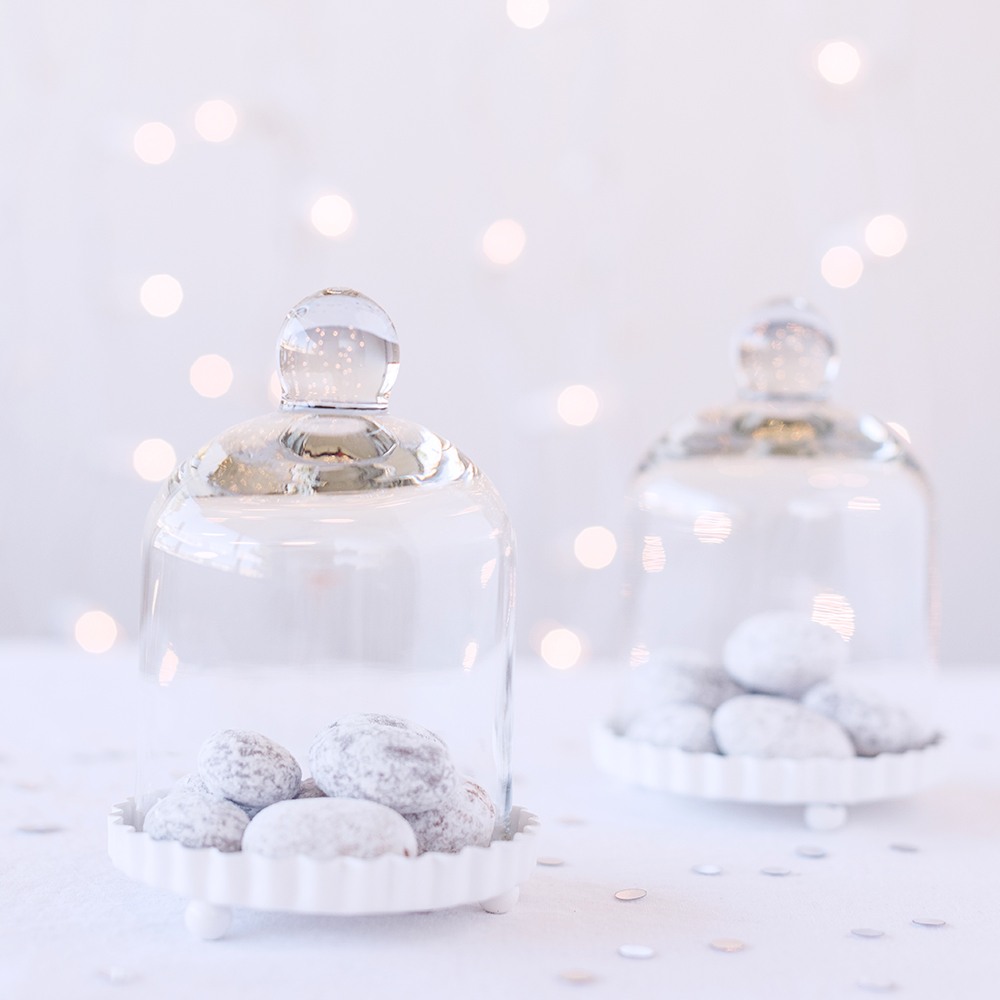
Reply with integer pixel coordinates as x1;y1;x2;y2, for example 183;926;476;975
309;713;457;813
242;797;417;860
713;694;855;758
723;611;848;698
143;790;248;852
404;778;496;854
803;679;938;756
197;729;302;809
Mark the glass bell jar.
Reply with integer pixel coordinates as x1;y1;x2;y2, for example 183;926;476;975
109;290;536;933
594;299;943;829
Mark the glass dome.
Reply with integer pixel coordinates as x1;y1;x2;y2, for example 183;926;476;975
135;290;517;844
596;301;942;822
622;300;936;680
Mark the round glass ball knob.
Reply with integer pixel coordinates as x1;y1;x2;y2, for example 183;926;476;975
278;289;401;410
733;298;839;401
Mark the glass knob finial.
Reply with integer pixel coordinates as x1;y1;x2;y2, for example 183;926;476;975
733;298;839;401
277;289;400;410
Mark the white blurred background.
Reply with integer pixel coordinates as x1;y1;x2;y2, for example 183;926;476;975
1;1;996;665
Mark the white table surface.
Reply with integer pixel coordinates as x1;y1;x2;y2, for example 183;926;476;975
1;641;998;1000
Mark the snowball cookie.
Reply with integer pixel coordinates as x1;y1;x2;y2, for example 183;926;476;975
309;713;458;813
175;771;267;819
713;695;855;758
623;659;744;714
197;729;302;809
242;797;417;860
723;611;848;698
625;703;718;752
143;790;248;852
803;679;938;757
403;778;497;854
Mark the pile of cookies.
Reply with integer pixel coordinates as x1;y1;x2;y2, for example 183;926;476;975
621;611;938;759
143;713;497;859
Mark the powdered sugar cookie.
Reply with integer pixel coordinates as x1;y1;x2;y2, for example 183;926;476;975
723;611;848;698
713;694;855;758
309;713;457;813
625;702;718;752
242;796;417;860
803;679;938;756
404;778;496;854
143;790;248;852
197;729;302;809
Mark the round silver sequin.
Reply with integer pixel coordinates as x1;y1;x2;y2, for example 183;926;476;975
559;969;597;985
912;917;946;927
692;864;722;876
856;979;896;993
710;938;746;953
889;842;919;853
16;824;64;834
537;857;565;867
614;888;647;901
618;944;656;960
796;845;827;859
851;928;885;939
760;866;791;877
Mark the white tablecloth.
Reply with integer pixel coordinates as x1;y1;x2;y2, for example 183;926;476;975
1;642;997;999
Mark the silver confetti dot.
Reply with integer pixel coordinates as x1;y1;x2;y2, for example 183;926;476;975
912;917;946;927
614;888;647;901
559;969;597;985
760;866;791;877
16;824;65;835
851;928;885;939
857;979;896;993
692;864;722;876
618;944;656;960
537;857;565;867
889;842;919;853
796;845;827;859
710;938;746;953
556;816;586;826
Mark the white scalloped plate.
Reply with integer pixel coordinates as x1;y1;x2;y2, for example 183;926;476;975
108;799;538;917
592;722;946;808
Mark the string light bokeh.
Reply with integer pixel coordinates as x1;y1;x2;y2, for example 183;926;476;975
1;3;995;666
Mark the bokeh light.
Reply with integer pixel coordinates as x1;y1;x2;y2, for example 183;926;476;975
540;627;583;669
865;214;908;257
693;511;733;544
190;354;234;398
140;274;184;317
133;122;176;164
133;438;177;482
820;246;864;288
816;41;861;85
311;194;354;237
556;384;600;426
574;526;617;569
74;610;118;654
811;592;856;640
482;219;526;265
194;99;238;142
506;0;549;29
